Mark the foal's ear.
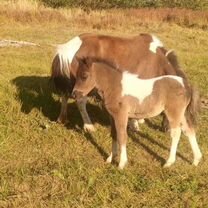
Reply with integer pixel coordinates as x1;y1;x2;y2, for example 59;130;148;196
75;57;93;69
83;58;93;69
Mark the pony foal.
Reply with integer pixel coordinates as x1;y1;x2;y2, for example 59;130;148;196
72;58;202;169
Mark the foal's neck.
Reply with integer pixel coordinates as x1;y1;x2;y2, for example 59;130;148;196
94;62;121;90
92;62;122;102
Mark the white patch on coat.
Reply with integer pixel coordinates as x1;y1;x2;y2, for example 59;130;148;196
121;72;184;103
149;35;163;53
119;145;128;169
56;36;82;76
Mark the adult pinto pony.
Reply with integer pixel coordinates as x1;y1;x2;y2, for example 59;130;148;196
72;58;202;169
51;33;186;131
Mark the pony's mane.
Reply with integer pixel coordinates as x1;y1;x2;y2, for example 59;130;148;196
85;56;123;73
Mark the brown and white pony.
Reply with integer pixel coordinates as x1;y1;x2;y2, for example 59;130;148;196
51;33;186;131
72;58;202;169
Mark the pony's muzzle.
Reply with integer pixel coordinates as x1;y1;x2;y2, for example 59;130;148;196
72;90;83;100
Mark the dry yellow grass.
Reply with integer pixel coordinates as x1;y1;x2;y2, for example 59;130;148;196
1;0;208;30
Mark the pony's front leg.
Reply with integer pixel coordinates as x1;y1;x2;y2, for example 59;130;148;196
76;96;95;132
164;127;181;167
113;112;128;169
106;116;118;164
128;119;144;132
57;94;69;124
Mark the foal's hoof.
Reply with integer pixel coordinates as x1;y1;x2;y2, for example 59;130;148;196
118;161;128;170
106;155;112;164
163;161;174;168
193;158;202;166
84;124;96;132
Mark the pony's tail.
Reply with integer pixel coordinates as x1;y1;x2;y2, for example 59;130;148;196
185;85;201;127
50;53;72;94
165;50;187;80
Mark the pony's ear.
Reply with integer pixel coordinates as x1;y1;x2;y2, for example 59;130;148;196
74;56;81;64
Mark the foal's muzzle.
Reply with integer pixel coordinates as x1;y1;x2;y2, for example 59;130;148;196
72;90;84;99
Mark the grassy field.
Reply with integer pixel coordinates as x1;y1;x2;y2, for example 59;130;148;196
0;1;208;207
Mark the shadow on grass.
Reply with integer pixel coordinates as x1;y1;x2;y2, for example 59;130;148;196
129;130;191;166
84;132;109;159
144;119;163;132
12;75;109;129
12;75;59;121
12;75;191;165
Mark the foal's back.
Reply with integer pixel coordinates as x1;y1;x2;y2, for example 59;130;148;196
121;74;189;119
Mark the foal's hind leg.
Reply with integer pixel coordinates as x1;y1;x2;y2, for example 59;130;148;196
181;118;202;166
163;107;185;167
76;96;95;132
164;126;181;167
57;94;69;124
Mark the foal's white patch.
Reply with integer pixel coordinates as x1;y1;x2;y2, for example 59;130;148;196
119;145;128;169
149;35;163;53
56;36;82;76
121;72;184;103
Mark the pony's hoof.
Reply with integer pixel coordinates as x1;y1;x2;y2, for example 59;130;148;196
84;124;96;132
128;120;140;132
138;119;145;124
161;122;170;132
57;117;68;124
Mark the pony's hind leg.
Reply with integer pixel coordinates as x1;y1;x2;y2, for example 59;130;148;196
76;96;95;132
182;118;202;166
164;127;181;167
57;94;69;124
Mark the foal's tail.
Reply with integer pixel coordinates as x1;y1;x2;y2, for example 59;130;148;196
185;85;201;127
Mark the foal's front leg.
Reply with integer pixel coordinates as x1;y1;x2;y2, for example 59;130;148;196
76;96;95;132
113;112;129;169
106;116;118;164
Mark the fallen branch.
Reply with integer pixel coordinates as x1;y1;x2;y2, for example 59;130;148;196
0;39;40;47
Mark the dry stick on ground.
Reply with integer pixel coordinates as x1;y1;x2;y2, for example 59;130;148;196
0;39;40;47
201;97;208;109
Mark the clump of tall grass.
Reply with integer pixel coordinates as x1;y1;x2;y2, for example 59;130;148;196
40;0;208;11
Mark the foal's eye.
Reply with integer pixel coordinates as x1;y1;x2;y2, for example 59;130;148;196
81;74;88;81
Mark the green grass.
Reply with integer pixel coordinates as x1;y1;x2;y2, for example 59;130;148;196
0;9;208;208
